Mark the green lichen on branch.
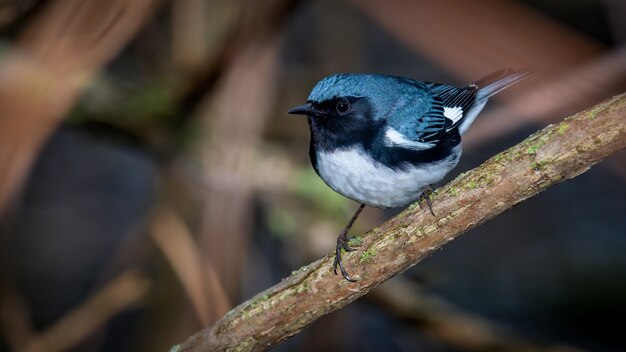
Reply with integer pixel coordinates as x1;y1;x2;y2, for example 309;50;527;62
348;236;363;247
360;248;377;262
525;134;550;155
531;160;550;171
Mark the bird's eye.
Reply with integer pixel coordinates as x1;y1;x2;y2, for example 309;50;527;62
335;99;351;115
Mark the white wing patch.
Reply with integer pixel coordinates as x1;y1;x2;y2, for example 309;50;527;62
443;106;464;124
384;127;435;151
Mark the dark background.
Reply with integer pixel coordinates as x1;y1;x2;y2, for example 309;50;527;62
0;0;625;351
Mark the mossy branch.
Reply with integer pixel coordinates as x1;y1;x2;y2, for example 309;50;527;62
176;93;626;352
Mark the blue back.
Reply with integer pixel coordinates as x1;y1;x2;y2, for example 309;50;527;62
308;74;446;142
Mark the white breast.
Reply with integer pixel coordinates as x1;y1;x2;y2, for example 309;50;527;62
315;146;461;208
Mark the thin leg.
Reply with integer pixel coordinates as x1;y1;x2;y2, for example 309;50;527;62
417;185;435;216
333;204;365;282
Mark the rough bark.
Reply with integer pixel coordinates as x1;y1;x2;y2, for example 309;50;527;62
176;93;626;351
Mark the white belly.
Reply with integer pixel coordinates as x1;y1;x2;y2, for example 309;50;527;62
315;146;461;208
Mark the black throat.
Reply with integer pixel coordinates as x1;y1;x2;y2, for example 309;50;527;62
307;113;381;172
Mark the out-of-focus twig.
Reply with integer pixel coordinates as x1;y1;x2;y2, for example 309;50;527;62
347;0;603;83
171;0;301;126
195;36;280;318
176;94;626;351
19;269;150;352
465;47;626;148
150;205;230;326
371;278;582;352
0;288;35;351
189;0;300;322
0;1;41;31
171;0;209;76
0;0;159;215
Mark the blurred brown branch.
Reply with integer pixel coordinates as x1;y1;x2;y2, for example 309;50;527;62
180;0;300;326
0;0;159;215
176;94;626;351
18;269;150;352
150;205;231;327
128;0;301;342
371;278;582;352
0;288;35;351
194;35;280;321
171;0;301;126
348;0;603;82
171;0;209;75
465;46;626;149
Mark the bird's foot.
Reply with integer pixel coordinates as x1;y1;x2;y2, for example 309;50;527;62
417;185;436;216
332;204;365;282
333;230;357;282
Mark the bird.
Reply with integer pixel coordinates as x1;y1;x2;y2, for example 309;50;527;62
288;69;530;281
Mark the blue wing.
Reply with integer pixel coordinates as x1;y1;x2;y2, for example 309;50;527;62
385;79;477;148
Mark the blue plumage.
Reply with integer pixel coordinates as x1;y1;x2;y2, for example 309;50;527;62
288;69;530;281
309;75;437;137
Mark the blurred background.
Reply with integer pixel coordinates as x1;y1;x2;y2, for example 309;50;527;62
0;0;625;351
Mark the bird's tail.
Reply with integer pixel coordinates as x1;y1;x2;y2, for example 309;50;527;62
456;69;531;135
475;69;531;101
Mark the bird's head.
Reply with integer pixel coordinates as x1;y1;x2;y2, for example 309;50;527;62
288;74;400;146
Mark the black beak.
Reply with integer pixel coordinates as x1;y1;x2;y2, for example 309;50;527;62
287;103;315;116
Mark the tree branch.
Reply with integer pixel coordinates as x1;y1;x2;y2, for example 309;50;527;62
176;93;626;351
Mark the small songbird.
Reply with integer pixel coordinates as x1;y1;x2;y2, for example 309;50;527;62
288;69;530;281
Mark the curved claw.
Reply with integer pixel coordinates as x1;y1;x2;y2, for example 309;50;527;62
418;186;436;216
331;204;365;283
333;243;356;282
340;241;354;252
